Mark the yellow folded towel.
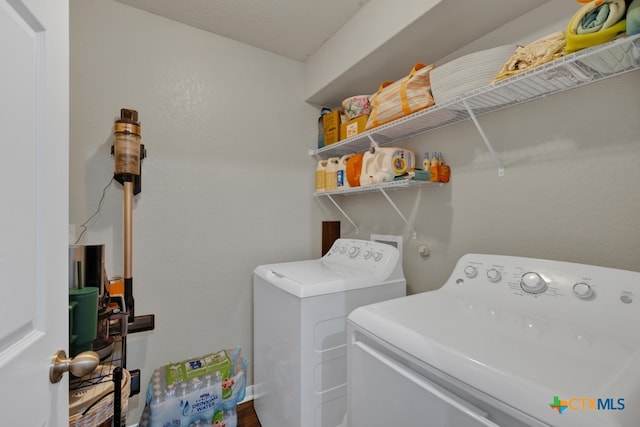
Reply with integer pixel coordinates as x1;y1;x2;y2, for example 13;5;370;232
492;32;566;83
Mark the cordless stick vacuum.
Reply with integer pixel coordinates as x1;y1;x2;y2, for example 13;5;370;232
108;109;155;411
112;109;155;339
113;108;143;323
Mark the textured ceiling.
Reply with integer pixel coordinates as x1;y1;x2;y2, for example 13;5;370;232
114;0;370;62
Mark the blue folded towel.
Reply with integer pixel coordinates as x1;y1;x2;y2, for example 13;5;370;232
628;0;640;35
579;4;612;34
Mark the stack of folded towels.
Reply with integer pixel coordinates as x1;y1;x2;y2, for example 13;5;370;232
493;0;639;82
566;0;634;53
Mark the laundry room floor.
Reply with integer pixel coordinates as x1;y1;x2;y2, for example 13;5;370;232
238;400;261;427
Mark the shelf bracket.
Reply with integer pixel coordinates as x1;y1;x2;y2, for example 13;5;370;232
379;188;417;240
325;194;359;234
463;100;505;177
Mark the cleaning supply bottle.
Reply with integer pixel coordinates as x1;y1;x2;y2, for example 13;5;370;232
429;152;439;182
437;152;451;183
360;147;415;185
346;152;364;187
422;152;430;171
325;157;340;191
315;160;328;192
338;154;353;188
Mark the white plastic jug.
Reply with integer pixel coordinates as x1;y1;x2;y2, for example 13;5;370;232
360;147;415;186
315;160;328;191
325;157;340;191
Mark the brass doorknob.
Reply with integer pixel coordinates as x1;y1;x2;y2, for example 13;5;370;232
49;350;99;383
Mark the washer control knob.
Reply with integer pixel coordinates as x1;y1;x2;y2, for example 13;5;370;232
520;272;547;294
348;246;360;258
339;246;347;254
486;268;501;283
464;265;478;278
363;250;373;259
373;252;383;262
572;282;594;300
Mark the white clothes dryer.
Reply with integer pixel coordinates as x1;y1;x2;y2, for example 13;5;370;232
253;238;406;427
347;253;640;427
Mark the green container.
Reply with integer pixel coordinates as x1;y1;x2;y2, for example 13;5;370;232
69;287;98;357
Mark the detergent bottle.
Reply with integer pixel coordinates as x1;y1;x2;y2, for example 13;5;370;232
360;147;415;186
337;154;353;188
315;160;328;192
429;152;439;182
346;152;364;187
437;152;451;183
325;157;340;191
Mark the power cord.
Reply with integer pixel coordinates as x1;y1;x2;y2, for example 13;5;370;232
74;177;114;244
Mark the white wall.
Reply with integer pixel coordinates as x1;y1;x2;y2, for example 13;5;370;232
69;0;323;422
337;70;640;294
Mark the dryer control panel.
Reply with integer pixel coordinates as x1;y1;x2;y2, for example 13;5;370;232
322;239;401;281
445;253;639;319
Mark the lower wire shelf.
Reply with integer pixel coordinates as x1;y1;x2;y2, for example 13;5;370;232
314;179;442;196
69;317;138;427
69;339;129;427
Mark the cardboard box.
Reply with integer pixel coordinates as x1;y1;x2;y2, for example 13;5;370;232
340;115;369;140
323;110;341;145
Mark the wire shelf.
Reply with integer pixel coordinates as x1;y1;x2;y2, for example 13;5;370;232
314;179;442;196
69;319;129;427
310;34;640;158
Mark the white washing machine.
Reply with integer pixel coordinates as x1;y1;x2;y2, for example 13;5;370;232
253;238;406;427
347;253;640;427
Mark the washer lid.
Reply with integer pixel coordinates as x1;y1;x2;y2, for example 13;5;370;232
348;290;640;426
254;259;403;298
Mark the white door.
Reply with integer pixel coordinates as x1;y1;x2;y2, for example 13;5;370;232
0;0;69;425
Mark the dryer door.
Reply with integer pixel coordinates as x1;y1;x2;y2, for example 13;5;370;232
349;339;498;427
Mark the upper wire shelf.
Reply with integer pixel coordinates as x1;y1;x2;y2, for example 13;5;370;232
309;34;640;158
